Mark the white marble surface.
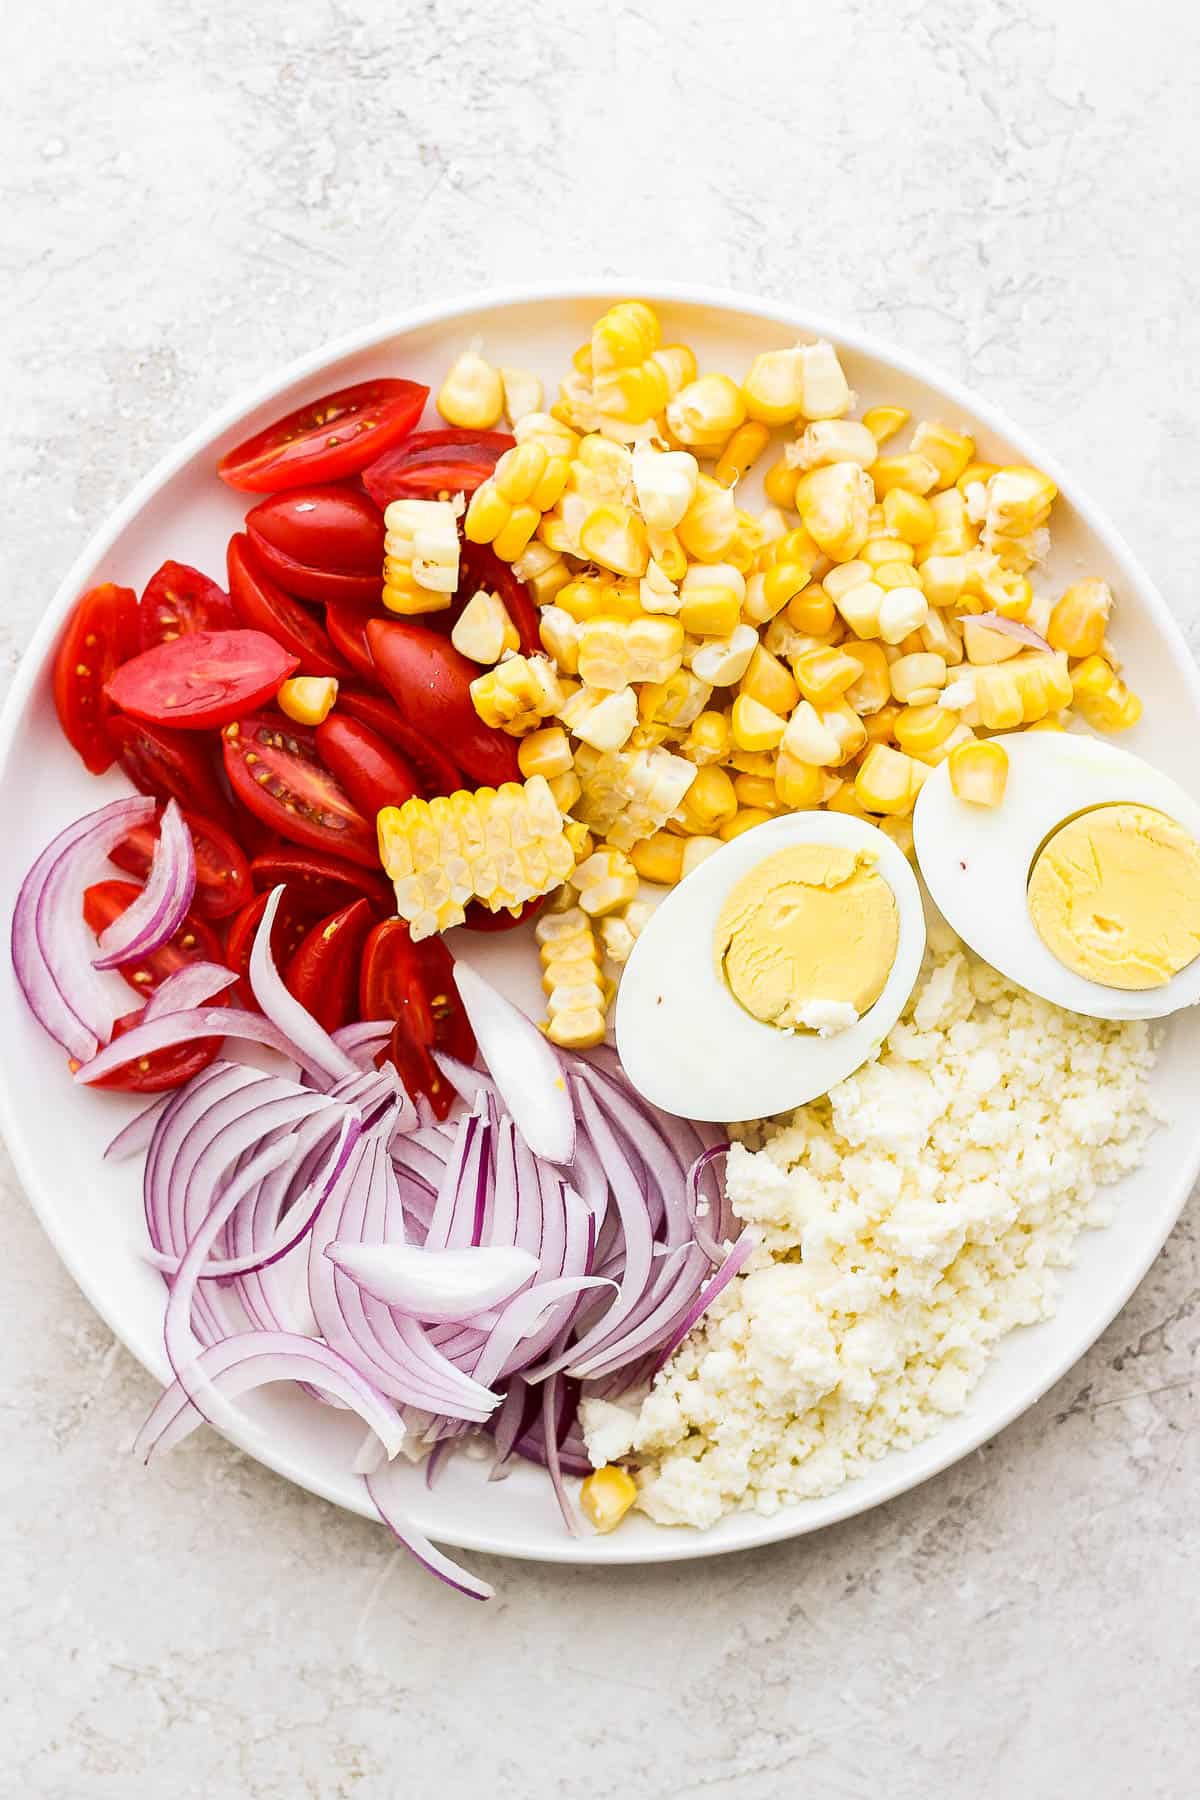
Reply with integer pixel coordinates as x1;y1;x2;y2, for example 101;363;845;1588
5;2;1199;1793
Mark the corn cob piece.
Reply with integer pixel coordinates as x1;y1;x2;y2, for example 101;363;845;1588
536;906;609;1049
572;743;697;850
382;499;461;615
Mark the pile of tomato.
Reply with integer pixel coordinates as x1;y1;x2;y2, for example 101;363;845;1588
52;376;541;1112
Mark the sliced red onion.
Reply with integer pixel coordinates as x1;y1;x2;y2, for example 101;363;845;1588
970;610;1052;651
250;887;358;1086
451;964;576;1164
93;799;195;970
12;793;155;1061
472;1276;616;1390
686;1144;731;1262
74;1008;322;1085
104;1094;171;1162
366;1461;492;1603
144;962;238;1019
649;1229;759;1372
325;1242;537;1321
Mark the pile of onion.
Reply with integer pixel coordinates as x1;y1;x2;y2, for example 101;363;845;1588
13;799;754;1600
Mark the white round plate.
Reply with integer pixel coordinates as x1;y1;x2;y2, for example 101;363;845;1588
3;283;1199;1570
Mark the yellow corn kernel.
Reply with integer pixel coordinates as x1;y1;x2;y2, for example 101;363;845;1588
789;420;879;473
854;743;927;816
718;808;772;841
493;508;545;563
677;562;745;636
774;744;824;808
715;420;770;488
729;643;794;718
910;420;975;488
592;300;660;373
538;605;580;676
882;487;935;544
918;555;967;609
732;773;780;812
878;814;915;859
1048;579;1113;659
763;456;802;510
982;465;1057;543
678;763;738;833
677;475;739;562
820;700;868;764
791;644;861;708
560;686;639;753
877;585;929;645
828;576;885;640
862;700;900;745
577;504;650;579
889;652;947;706
837;641;889;717
874;562;924;594
666;374;746;450
780;700;841;767
277;676;337;726
548;770;583;814
512;540;570;607
437;348;505;430
639;670;711;731
731;693;786;752
1070;654;1143;731
862;405;909;445
796;341;852;418
651;343;698;397
794;462;873;562
574;848;640;917
785;584;837;636
515;412;581;460
451;590;519;665
893;703;957;758
678;836;722;876
631;830;684;886
471;654;565;735
956;459;999;497
687;623;759;688
949;739;1009;807
631;444;699;533
576;615;684;689
871;453;940;498
961;617;1023;667
682;709;732;766
382;498;461;613
518;726;573;781
918;606;964;666
499;366;543;424
920;487;977;558
826;784;874;820
973;651;1072;730
741;346;805;425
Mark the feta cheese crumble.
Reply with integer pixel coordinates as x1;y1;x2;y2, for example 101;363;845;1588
581;937;1159;1529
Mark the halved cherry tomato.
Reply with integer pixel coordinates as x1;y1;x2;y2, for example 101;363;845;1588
224;886;318;1010
107;714;238;834
105;629;299;730
323;604;379;682
365;620;520;787
83;880;226;997
462;897;546;933
360;919;476;1119
314;715;422;816
361;428;514;508
334;691;465;796
459;541;541;655
139;561;237;650
285;897;376;1033
88;1007;224;1093
227;535;349;678
110;807;253;920
222;714;378;867
53;583;140;774
249;847;392;915
245;487;384;606
218;379;429;493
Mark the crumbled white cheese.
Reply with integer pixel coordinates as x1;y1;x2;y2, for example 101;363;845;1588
792;998;858;1038
581;937;1159;1528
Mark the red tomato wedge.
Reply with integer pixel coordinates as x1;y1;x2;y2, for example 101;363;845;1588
110;807;253;920
217;379;429;492
83;880;226;998
362;428;514;508
88;1007;223;1093
53;583;140;774
459;541;541;656
245;487;384;605
334;691;466;797
105;629;299;730
360;919;476;1119
323;604;379;682
314;715;423;816
227;535;349;678
284;897;376;1033
107;714;238;834
249;847;392;915
224;887;319;1010
365;621;519;788
462;897;547;933
221;714;378;867
139;561;237;649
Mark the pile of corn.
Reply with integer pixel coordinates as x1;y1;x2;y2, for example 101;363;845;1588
374;302;1143;1046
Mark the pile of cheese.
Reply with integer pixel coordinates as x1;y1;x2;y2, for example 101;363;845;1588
581;920;1159;1526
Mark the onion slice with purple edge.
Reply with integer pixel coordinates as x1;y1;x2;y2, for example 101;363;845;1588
367;1460;493;1603
93;799;195;970
451;963;576;1165
144;962;238;1018
74;1008;327;1086
325;1241;539;1320
11;793;155;1061
251;886;358;1086
970;611;1053;651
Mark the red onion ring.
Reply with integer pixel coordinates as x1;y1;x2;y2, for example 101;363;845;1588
93;799;196;969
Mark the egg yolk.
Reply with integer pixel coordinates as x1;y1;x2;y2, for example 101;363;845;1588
713;844;899;1031
1027;802;1200;989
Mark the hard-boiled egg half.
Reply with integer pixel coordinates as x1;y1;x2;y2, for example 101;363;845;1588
914;731;1200;1020
615;812;926;1122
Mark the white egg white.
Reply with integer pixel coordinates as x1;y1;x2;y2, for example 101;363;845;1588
913;730;1200;1020
615;813;927;1123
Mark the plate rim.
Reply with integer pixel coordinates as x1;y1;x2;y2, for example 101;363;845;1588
4;277;1199;1566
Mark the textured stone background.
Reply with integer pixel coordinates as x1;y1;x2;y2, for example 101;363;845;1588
4;2;1198;1795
